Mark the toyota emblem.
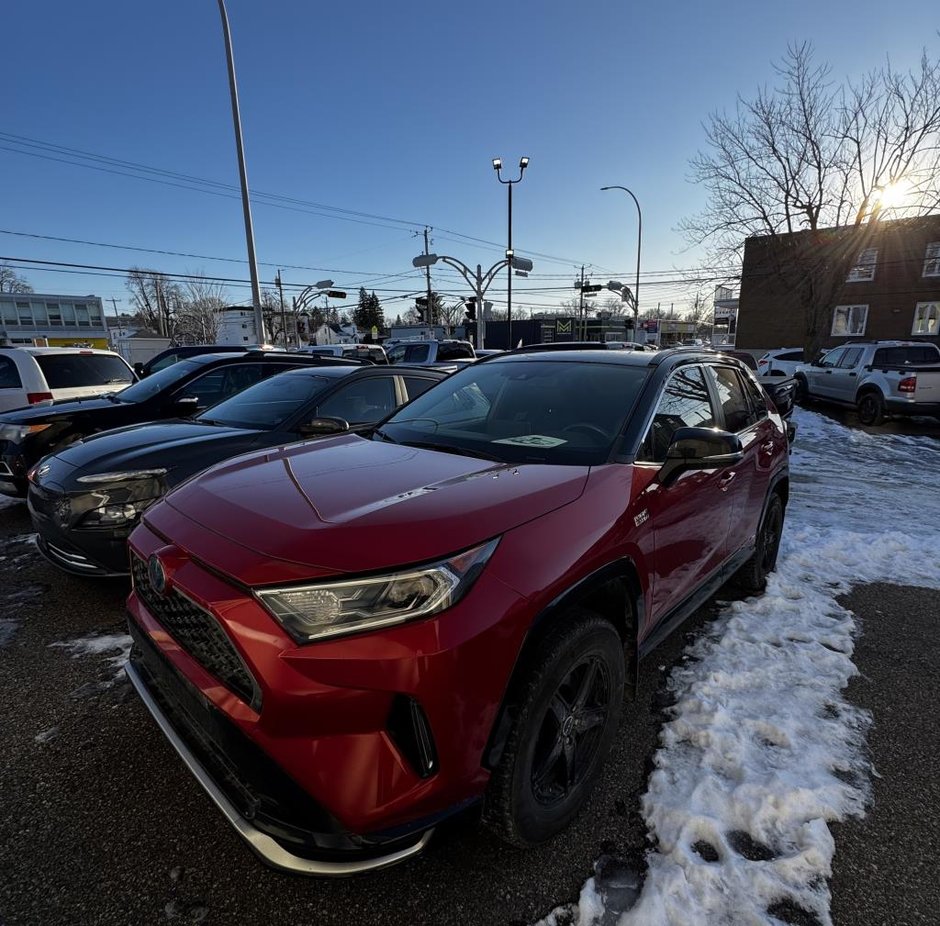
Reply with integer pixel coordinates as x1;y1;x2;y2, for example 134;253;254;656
147;554;168;595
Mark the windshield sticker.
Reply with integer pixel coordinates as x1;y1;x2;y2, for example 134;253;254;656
492;435;568;448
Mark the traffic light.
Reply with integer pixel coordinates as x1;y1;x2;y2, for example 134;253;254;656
415;296;429;321
581;284;603;295
465;297;477;321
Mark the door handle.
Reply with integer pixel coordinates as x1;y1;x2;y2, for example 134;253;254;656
760;441;774;453
849;372;857;377
718;472;736;490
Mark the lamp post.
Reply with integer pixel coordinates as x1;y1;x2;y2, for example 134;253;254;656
216;0;263;342
291;280;346;345
600;185;642;329
413;252;533;349
493;156;529;347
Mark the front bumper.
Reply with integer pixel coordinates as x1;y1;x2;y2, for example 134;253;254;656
125;520;532;872
125;622;434;875
28;484;133;576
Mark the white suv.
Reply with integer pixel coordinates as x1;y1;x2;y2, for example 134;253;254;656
0;347;135;413
757;348;805;377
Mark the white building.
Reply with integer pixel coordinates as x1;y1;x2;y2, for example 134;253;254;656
216;306;266;346
312;322;359;345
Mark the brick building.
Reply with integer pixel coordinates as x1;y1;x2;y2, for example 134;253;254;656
736;214;940;353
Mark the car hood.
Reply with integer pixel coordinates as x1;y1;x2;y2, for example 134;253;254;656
0;395;119;425
148;433;589;585
48;421;261;486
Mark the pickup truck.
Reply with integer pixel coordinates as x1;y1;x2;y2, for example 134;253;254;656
794;340;940;424
385;339;476;366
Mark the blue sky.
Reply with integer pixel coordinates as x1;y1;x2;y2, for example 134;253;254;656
2;0;934;321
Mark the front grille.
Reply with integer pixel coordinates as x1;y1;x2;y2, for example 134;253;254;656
131;553;260;709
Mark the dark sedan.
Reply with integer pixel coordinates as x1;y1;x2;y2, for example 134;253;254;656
27;364;447;576
0;350;355;497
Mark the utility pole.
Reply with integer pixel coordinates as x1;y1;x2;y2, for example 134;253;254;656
578;265;586;338
423;227;434;326
274;270;286;346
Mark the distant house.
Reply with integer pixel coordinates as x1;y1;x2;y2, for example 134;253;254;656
736;214;940;352
312;322;358;345
216;306;266;346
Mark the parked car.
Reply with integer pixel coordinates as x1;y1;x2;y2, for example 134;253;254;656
793;340;940;424
28;364;447;576
124;346;789;874
386;339;476;366
298;344;388;364
0;347;135;413
0;350;361;497
134;344;265;378
757;347;804;377
720;350;797;419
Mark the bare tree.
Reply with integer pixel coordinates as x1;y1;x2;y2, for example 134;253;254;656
683;42;940;355
0;264;33;294
125;268;182;336
170;277;227;344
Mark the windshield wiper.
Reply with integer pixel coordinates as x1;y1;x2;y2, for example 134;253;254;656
373;427;399;444
401;440;503;463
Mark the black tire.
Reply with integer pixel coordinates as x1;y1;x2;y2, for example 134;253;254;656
734;493;785;593
794;375;809;404
484;611;625;848
857;391;885;426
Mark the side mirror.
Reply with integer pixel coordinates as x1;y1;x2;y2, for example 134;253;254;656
173;396;200;416
298;416;350;437
133;362;145;378
657;427;744;485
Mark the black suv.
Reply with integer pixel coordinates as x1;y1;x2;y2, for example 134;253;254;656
0;351;357;497
28;363;447;575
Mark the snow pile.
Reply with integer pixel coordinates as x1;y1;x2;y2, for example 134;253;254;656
541;408;940;926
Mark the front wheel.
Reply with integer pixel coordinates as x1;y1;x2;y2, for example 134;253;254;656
794;376;809;404
484;612;625;848
734;493;785;594
857;391;885;426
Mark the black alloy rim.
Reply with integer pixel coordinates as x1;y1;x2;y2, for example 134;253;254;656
860;395;877;421
530;656;611;807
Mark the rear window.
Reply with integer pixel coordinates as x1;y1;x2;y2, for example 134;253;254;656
0;357;23;389
872;346;940;365
35;354;134;389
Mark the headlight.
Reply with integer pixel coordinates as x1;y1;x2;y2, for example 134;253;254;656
256;538;500;643
0;423;51;443
78;498;158;529
76;468;167;485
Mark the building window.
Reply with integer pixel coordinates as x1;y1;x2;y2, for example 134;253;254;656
75;304;90;327
61;303;76;325
17;301;32;325
846;248;877;282
831;304;869;336
923;242;940;278
912;302;940;336
1;300;18;325
47;303;62;326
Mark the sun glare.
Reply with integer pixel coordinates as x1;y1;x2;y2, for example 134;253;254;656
876;180;910;209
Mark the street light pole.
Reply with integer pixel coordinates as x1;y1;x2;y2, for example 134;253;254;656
217;0;263;342
601;185;642;330
493;157;529;348
412;252;532;349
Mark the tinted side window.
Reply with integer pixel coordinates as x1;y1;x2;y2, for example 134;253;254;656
404;344;430;363
736;368;769;419
779;350;804;361
174;363;267;408
149;353;180;373
872;347;940;365
438;343;474;361
637;366;716;463
0;357;22;389
820;348;846;368
403;376;440;401
709;366;759;432
317;376;398;423
838;347;864;368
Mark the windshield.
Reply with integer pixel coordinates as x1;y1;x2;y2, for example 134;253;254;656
377;358;649;465
113;358;204;402
198;371;331;429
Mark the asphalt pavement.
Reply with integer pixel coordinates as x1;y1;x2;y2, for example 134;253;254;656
1;498;938;926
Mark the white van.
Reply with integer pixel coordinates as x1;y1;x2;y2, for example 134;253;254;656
0;347;136;413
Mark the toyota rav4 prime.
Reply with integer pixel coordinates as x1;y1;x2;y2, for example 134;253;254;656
125;347;790;875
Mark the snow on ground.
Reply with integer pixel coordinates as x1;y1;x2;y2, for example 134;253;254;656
49;633;133;674
539;409;940;926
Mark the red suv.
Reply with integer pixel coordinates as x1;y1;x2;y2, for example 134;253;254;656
125;348;789;874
